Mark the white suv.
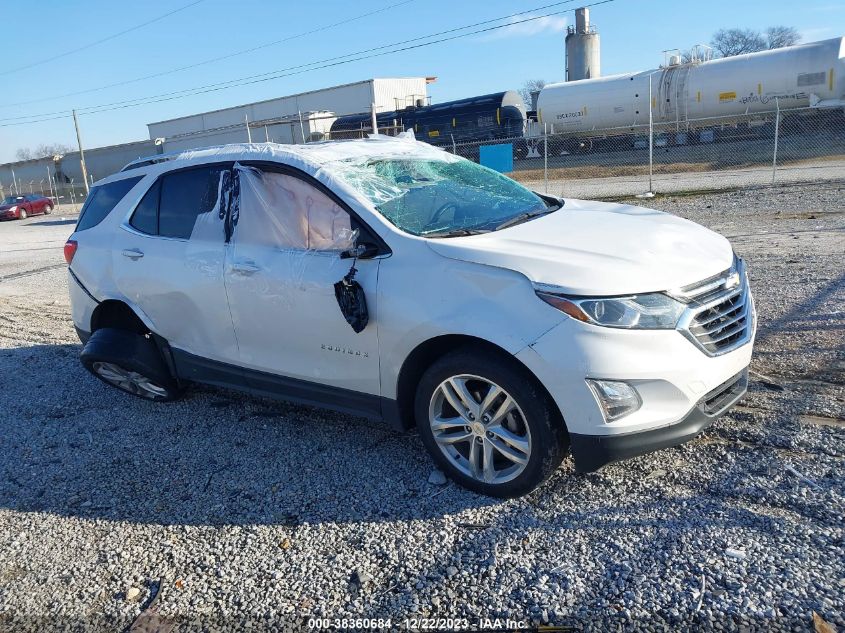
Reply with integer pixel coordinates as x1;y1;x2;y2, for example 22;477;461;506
65;136;754;497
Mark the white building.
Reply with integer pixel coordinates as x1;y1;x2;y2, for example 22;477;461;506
147;78;431;152
0;78;433;196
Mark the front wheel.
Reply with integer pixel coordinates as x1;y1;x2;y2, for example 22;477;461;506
18;209;27;219
415;349;567;498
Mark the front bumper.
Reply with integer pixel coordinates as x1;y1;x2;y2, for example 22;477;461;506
569;367;748;471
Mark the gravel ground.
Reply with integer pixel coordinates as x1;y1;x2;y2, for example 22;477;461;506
0;183;843;632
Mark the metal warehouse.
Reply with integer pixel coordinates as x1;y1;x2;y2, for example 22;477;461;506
147;78;432;152
0;78;432;200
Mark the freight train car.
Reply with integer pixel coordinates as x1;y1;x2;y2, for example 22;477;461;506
331;91;527;153
533;37;844;150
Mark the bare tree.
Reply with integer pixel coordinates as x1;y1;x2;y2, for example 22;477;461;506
13;143;72;161
766;26;800;49
711;28;767;57
519;79;546;109
35;143;73;157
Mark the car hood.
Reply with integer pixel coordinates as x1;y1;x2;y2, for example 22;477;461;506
0;204;16;211
425;199;733;295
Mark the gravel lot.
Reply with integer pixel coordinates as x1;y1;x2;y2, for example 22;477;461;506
0;183;843;631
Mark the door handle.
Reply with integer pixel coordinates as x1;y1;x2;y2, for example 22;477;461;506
122;248;144;260
231;260;260;274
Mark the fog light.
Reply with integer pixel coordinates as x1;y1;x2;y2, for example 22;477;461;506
586;379;642;422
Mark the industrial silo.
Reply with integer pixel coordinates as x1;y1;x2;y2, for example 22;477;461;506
566;7;601;81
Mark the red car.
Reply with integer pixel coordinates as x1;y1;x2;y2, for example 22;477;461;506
0;194;54;220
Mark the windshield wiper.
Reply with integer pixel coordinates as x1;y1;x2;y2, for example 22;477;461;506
420;227;488;238
494;206;559;231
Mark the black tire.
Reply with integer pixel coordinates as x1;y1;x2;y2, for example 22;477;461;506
80;328;182;401
415;347;567;498
44;204;52;214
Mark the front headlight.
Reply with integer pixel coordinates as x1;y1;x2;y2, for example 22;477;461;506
535;289;685;329
8;206;16;212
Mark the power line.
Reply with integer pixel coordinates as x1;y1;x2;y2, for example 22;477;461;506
2;0;416;109
0;0;208;77
0;0;618;128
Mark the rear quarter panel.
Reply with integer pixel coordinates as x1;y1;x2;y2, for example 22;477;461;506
67;174;154;329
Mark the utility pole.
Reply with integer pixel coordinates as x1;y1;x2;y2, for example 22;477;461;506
772;97;780;185
648;74;654;194
371;103;378;135
72;109;90;195
47;166;56;204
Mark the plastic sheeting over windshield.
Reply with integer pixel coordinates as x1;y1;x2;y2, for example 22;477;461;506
322;149;546;236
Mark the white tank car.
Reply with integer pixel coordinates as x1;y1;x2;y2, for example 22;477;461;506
536;37;845;135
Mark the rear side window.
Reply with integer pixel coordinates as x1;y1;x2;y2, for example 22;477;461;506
159;166;226;239
76;176;143;231
127;165;227;239
130;180;160;235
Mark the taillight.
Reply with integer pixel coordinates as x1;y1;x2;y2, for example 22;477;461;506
63;240;78;264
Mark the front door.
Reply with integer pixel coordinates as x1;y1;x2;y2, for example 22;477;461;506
223;165;382;413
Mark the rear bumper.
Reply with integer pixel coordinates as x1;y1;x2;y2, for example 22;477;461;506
570;367;748;472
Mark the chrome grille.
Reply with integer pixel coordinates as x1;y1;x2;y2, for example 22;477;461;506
677;258;754;356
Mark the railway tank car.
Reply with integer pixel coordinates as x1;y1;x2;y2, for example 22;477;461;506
331;91;526;150
535;37;845;138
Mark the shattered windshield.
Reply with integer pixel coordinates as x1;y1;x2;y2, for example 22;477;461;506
329;156;549;237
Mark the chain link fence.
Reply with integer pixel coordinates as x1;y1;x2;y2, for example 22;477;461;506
443;106;845;199
4;105;839;209
0;172;93;212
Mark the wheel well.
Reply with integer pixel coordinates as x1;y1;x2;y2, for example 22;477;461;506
90;300;149;335
393;334;565;432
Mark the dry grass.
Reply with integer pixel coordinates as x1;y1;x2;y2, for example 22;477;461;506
510;162;710;182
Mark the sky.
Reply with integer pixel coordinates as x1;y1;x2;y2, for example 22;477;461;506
1;0;843;163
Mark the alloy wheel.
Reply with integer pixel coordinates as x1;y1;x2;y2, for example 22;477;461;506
92;361;168;399
428;374;532;484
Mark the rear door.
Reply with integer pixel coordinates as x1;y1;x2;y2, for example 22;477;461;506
223;165;383;412
112;163;241;371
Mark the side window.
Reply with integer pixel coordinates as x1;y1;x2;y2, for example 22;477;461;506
158;166;225;239
235;169;354;251
76;176;143;231
129;180;160;235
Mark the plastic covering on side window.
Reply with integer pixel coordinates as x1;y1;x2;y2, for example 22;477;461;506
225;164;360;312
233;165;356;252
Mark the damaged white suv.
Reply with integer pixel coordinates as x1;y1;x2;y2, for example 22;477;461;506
66;135;754;497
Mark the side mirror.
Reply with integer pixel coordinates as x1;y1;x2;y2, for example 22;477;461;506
340;242;380;260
